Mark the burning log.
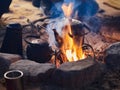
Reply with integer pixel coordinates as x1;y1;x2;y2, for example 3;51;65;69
52;29;63;48
52;28;68;64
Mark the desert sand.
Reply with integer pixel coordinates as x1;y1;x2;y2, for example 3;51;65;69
1;0;120;26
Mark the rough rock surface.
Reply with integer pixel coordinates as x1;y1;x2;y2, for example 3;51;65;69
99;16;120;43
0;57;10;78
0;53;22;63
51;58;103;88
10;60;56;83
104;42;120;70
0;53;21;78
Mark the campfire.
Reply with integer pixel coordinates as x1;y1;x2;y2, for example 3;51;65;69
23;2;95;67
1;0;120;89
47;3;95;67
54;3;85;62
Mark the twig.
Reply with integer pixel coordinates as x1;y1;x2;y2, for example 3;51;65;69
22;16;51;28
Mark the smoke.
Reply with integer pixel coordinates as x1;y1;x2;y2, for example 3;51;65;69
52;0;99;20
50;1;63;18
35;0;99;20
46;0;100;49
87;16;102;33
46;18;69;50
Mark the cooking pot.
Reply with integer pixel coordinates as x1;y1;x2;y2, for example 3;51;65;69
24;35;53;63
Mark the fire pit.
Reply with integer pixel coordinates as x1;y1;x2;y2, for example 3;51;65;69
18;1;105;88
23;17;95;66
47;18;95;66
22;1;99;66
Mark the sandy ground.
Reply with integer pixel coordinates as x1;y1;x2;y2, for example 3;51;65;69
2;0;43;25
1;0;120;26
96;0;120;16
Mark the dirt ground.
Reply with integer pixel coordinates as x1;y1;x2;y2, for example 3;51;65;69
1;0;43;25
96;0;120;16
1;0;120;25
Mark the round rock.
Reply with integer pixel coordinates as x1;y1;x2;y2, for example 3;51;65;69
10;60;56;83
0;57;10;78
104;42;120;70
51;57;102;88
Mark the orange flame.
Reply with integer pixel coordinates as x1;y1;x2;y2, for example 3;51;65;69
62;3;73;18
61;3;85;62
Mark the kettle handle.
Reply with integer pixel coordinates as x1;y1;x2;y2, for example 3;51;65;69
24;35;40;45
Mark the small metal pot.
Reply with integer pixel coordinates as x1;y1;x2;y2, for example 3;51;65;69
0;23;23;56
24;35;53;63
4;70;24;90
